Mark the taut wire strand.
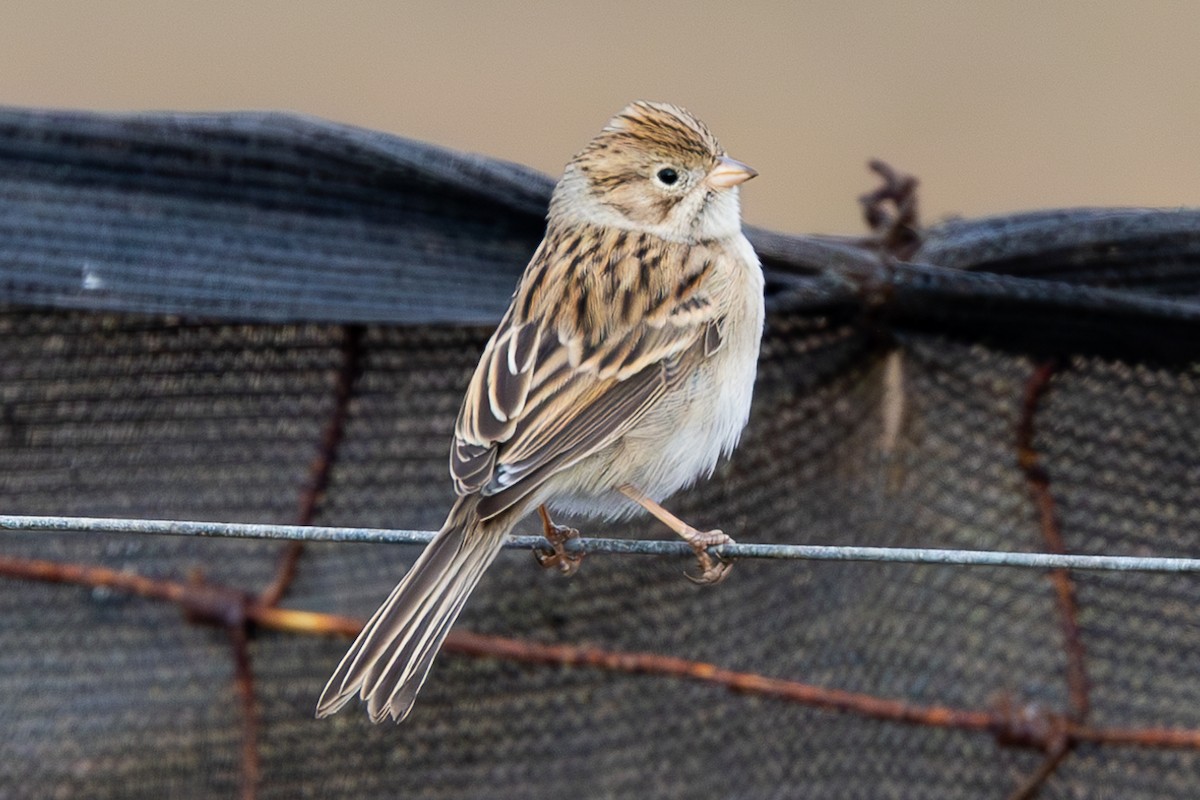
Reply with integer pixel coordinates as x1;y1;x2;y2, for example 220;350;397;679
1;515;1197;573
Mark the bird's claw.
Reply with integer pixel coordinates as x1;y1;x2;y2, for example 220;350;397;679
682;528;734;585
534;506;584;576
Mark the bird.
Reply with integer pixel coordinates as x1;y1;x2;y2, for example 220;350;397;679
316;101;762;723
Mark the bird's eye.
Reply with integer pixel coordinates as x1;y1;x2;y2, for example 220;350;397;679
655;167;679;186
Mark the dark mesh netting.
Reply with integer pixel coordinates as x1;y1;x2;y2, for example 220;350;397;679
0;107;1197;798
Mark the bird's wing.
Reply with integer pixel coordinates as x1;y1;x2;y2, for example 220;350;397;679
451;226;725;519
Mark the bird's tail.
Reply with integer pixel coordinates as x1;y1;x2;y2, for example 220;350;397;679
315;496;507;723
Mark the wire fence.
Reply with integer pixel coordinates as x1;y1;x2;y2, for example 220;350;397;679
2;107;1198;800
2;514;1198;574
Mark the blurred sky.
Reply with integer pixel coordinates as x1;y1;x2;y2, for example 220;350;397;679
1;1;1196;234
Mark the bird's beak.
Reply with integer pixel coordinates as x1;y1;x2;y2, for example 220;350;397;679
706;156;758;189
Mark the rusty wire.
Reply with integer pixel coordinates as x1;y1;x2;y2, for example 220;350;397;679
2;552;1198;760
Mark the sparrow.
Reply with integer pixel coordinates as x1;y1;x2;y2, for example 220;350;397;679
317;101;762;723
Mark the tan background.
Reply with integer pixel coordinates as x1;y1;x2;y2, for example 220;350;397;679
1;1;1196;234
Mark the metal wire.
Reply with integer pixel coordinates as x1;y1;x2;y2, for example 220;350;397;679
1;514;1197;573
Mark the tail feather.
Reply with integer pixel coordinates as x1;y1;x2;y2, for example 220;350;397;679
365;548;494;722
316;497;507;723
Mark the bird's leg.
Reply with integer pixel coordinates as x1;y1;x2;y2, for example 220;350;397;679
533;504;584;576
618;484;734;585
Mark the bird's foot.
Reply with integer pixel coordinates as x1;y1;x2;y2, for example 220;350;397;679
680;527;734;585
533;505;584;576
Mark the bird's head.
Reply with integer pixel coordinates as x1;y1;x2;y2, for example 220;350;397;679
550;101;756;243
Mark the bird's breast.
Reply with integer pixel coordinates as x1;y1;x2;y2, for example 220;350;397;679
541;233;764;521
616;234;765;501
